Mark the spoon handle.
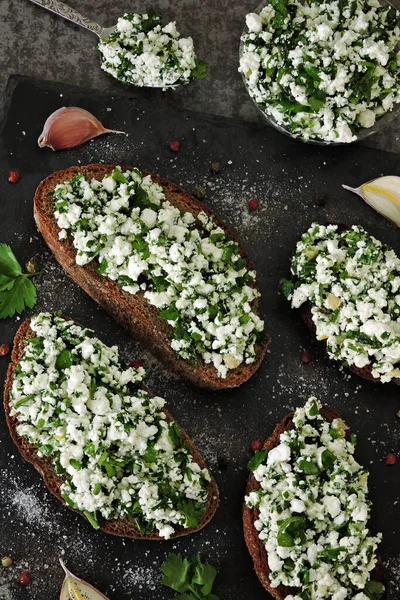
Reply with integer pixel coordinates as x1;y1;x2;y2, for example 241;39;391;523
29;0;103;38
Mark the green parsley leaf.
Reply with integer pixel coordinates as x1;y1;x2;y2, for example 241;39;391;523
161;553;219;600
209;233;226;244
111;168;128;183
222;246;234;262
329;426;344;440
96;258;108;275
0;276;36;319
308;399;319;416
179;498;205;528
161;553;192;593
277;516;306;547
303;63;320;84
69;458;82;470
83;510;100;530
54;460;66;475
93;482;102;495
280;278;294;298
61;492;78;509
308;88;326;112
38;444;53;456
0;244;39;318
0;275;15;291
298;565;310;585
168;422;182;449
364;580;385;600
321;448;336;470
270;0;288;16
192;557;217;596
319;546;346;560
140;9;160;32
0;243;22;279
191;59;208;80
297;457;319;475
135;516;155;536
248;449;268;471
56;349;73;369
14;394;34;408
143;442;158;464
159;306;180;321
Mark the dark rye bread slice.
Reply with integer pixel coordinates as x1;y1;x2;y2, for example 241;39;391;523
33;164;266;390
243;406;385;599
293;222;400;386
298;300;400;386
4;316;219;539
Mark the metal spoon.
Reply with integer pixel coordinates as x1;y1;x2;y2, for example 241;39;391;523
28;0;177;88
29;0;116;40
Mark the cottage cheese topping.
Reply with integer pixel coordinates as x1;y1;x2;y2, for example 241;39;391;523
10;313;211;538
53;168;264;378
284;223;400;382
239;0;400;142
246;398;382;600
98;11;206;88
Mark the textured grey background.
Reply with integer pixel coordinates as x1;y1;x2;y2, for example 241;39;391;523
0;0;400;151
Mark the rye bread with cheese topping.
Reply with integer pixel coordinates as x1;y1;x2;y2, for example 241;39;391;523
4;315;219;539
283;223;400;385
34;164;267;389
243;402;385;599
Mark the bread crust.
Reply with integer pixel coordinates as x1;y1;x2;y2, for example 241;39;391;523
298;302;400;386
292;222;400;386
243;407;385;598
4;316;219;539
33;164;266;389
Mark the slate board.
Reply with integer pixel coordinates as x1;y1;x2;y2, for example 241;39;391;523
0;75;399;600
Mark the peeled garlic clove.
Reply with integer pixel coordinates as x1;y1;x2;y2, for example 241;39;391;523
223;354;240;369
305;247;319;260
59;559;110;600
343;176;400;227
326;293;341;310
38;107;124;151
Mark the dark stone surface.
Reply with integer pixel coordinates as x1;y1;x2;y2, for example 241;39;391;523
0;0;399;151
0;76;399;600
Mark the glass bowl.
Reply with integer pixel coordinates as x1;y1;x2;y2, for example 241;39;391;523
239;0;400;146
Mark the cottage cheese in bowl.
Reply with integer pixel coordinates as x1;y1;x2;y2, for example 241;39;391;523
239;0;400;144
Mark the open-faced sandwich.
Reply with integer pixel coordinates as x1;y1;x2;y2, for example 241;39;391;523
244;397;385;600
282;223;400;384
34;165;266;389
4;312;219;539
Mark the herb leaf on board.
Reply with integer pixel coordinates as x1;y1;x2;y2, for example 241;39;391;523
0;245;39;318
161;553;219;600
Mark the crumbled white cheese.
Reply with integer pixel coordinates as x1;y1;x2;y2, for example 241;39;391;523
53;168;265;377
98;12;202;89
246;398;382;599
10;313;211;538
239;0;400;142
286;223;400;382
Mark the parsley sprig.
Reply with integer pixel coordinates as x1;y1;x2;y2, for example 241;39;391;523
0;244;38;318
161;553;219;600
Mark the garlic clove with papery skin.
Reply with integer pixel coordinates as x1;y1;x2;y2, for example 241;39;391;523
343;176;400;227
59;559;111;600
38;107;124;151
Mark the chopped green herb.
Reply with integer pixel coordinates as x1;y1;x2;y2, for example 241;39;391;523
248;449;268;471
